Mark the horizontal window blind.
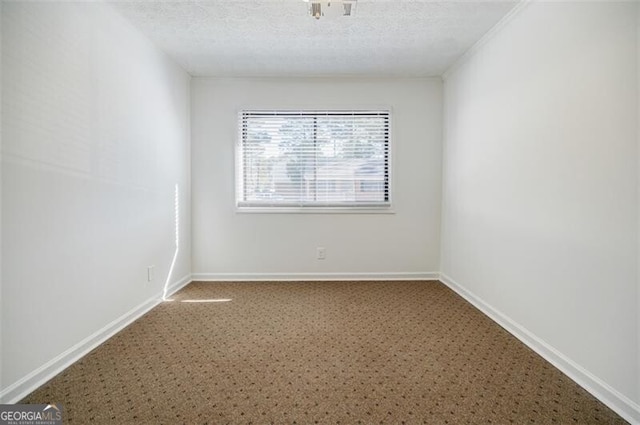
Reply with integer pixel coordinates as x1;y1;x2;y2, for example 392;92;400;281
237;110;391;209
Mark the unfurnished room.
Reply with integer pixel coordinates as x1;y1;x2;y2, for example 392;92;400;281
0;0;639;424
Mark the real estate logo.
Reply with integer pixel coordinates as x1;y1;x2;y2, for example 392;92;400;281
0;404;62;425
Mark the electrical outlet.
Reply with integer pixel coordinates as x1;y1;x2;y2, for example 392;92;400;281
317;247;326;260
147;265;155;282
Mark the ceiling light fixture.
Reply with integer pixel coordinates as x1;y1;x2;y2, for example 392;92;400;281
304;0;357;20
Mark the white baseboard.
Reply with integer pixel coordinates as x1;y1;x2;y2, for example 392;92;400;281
439;273;640;425
163;273;192;298
191;272;439;282
0;274;192;404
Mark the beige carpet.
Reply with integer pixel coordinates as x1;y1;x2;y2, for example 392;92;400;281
23;281;627;424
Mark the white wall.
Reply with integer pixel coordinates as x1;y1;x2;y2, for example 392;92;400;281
637;1;640;409
442;1;639;420
0;0;4;389
191;78;441;279
1;2;191;398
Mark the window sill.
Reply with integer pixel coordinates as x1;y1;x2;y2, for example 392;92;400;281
235;206;395;215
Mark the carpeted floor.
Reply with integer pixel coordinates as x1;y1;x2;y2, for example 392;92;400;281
23;280;627;424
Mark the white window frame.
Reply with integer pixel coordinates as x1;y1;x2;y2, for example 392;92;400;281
235;109;393;214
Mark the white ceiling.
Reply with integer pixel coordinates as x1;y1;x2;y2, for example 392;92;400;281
110;0;519;77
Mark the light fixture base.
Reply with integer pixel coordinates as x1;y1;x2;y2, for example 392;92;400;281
304;0;357;20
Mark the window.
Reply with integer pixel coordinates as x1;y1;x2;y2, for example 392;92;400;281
237;110;391;210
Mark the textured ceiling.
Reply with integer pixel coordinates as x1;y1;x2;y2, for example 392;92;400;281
110;0;519;77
